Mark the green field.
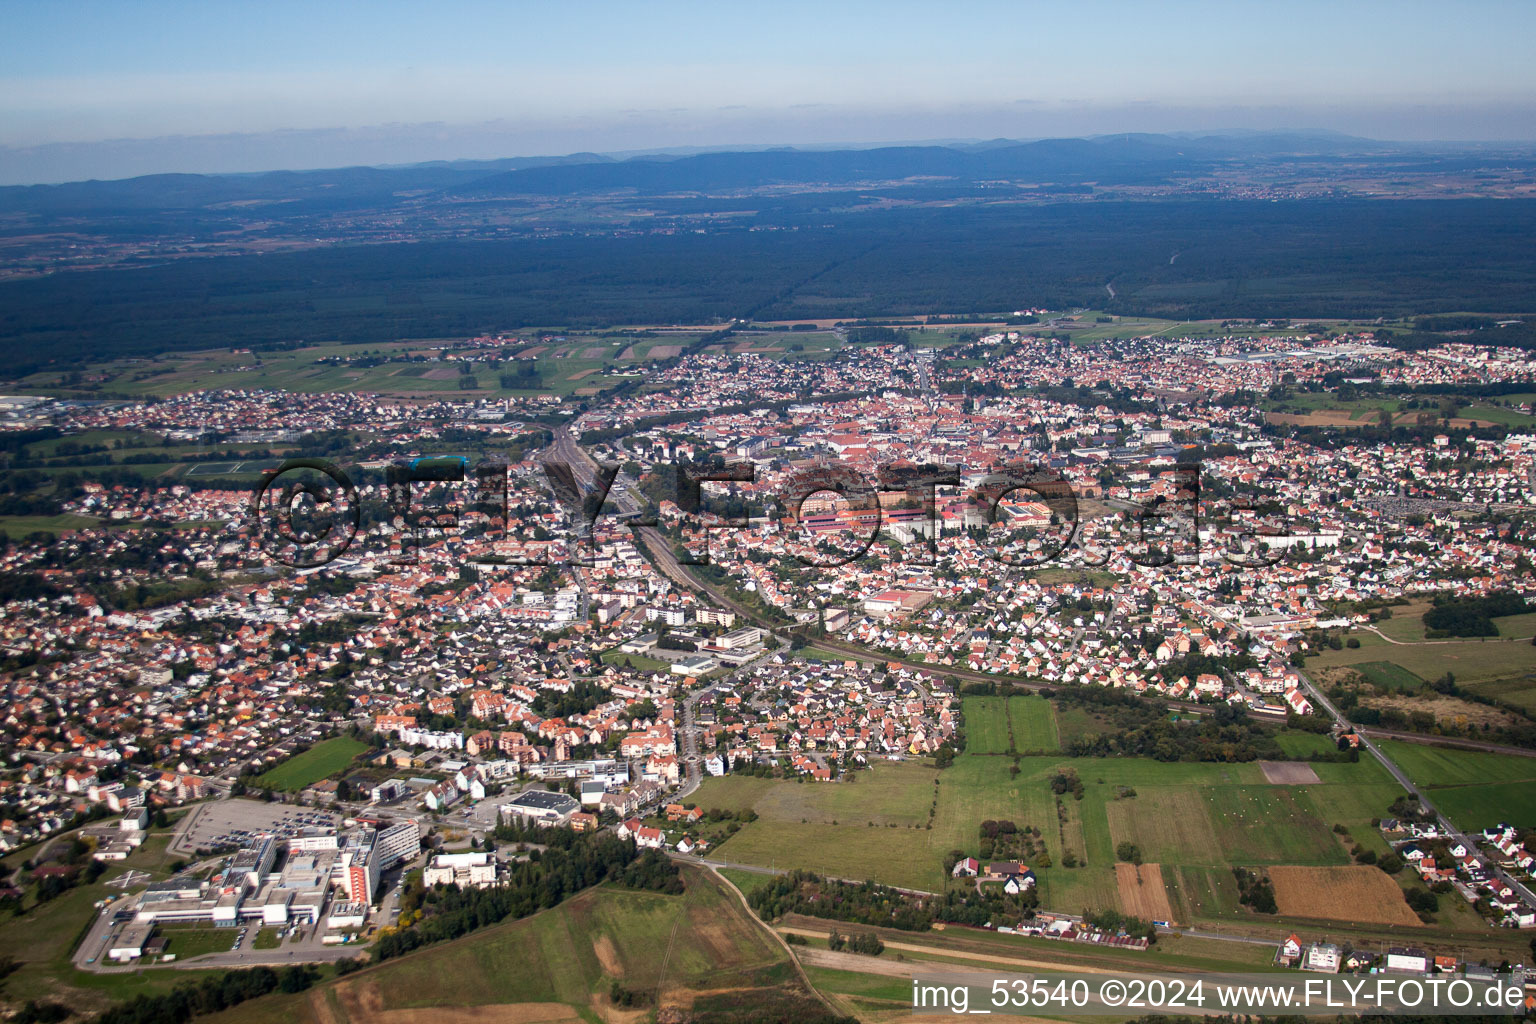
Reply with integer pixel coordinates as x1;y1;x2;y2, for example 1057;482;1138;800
1352;661;1427;691
695;747;1405;920
254;736;369;791
964;696;1012;753
1377;740;1536;830
227;866;817;1024
1315;629;1536;684
12;331;846;402
0;513;102;539
1275;732;1338;757
963;695;1059;755
159;923;239;960
1010;695;1060;752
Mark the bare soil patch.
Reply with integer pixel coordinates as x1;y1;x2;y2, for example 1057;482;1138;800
1259;761;1321;785
592;933;621;976
366;1005;579;1024
1269;865;1420;926
779;926;1119;974
1115;862;1175;924
580;346;607;359
649;345;682;358
1265;410;1367;428
423;367;460;380
566;368;599;380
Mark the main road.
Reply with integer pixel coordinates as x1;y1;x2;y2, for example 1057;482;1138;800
557;421;1536;913
1293;665;1536;910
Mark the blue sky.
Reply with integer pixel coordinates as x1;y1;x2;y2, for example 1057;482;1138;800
3;0;1535;182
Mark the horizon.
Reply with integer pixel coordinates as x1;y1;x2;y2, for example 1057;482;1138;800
6;125;1536;189
5;0;1536;184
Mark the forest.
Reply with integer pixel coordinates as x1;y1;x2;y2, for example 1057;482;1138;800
5;199;1536;374
747;868;1040;931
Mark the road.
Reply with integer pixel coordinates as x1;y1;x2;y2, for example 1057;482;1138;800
1293;665;1536;912
1361;624;1535;648
1356;726;1536;758
561;418;1536;917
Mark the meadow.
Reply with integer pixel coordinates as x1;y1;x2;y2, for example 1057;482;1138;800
229;866;815;1024
1376;740;1536;830
1314;628;1536;685
695;733;1408;925
253;736;369;791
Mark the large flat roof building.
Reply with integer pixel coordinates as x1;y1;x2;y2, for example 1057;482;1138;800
501;789;579;827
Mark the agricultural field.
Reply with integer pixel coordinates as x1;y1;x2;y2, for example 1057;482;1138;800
1268;865;1421;927
1371;600;1536;644
696;746;1408;925
963;696;1012;754
1466;676;1536;714
0;513;103;539
10;327;868;405
1116;863;1176;924
958;694;1061;756
1351;661;1427;691
1313;628;1536;685
253;736;369;791
1376;740;1536;830
1008;695;1060;752
1274;732;1339;758
259;866;816;1024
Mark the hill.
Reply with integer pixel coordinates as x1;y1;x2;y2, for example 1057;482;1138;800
205;865;841;1024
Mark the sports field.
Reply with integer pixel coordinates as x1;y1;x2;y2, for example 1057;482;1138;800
253;736;368;791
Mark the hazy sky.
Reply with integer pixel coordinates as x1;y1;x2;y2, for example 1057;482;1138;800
4;0;1536;183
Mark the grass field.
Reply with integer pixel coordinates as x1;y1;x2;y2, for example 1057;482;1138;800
1467;676;1536;713
0;513;102;538
1008;695;1060;752
696;747;1406;925
1314;629;1536;685
159;923;239;960
1352;661;1427;691
1275;732;1338;758
963;696;1011;754
254;736;369;791
246;866;816;1024
963;695;1059;755
1377;740;1536;830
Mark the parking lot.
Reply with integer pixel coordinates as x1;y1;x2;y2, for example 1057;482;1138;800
170;799;340;855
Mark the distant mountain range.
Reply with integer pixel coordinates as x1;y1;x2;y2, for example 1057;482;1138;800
4;131;1530;215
